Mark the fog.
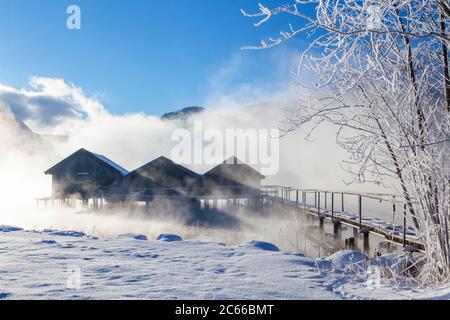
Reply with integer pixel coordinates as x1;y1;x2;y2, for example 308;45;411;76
0;76;396;255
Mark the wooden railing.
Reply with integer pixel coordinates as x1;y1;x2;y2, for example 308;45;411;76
261;185;423;250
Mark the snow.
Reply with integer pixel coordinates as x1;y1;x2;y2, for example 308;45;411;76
120;233;148;241
157;234;182;242
239;240;280;252
0;227;449;300
0;293;11;299
47;231;86;238
91;152;129;176
316;250;369;272
41;239;58;245
0;225;23;232
376;253;403;268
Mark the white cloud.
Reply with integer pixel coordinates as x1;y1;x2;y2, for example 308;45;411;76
0;77;106;132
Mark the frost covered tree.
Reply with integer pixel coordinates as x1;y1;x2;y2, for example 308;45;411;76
243;0;450;283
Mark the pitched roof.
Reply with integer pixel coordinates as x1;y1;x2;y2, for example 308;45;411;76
91;152;129;176
44;148;129;176
132;156;199;178
123;156;200;190
204;156;265;179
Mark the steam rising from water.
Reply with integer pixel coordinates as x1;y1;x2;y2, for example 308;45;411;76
0;77;391;251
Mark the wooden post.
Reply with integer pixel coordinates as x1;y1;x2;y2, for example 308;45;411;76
341;193;344;212
361;228;370;252
346;237;356;250
317;192;321;216
303;192;307;210
331;193;334;221
358;195;362;229
353;227;359;241
296;190;299;206
333;220;341;239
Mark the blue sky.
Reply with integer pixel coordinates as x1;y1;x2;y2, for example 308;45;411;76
0;0;306;115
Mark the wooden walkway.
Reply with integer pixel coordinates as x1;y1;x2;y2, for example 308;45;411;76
261;186;424;251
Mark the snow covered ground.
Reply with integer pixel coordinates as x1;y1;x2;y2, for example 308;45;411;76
1;226;449;300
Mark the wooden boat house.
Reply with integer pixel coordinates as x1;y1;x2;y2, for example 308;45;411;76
117;156;201;200
42;149;265;210
44;148;129;205
203;156;265;187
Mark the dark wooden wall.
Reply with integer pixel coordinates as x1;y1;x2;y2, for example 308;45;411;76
51;153;123;198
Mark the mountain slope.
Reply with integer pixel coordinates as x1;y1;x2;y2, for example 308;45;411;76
161;106;205;120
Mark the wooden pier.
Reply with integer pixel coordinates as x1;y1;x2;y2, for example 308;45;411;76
261;185;424;251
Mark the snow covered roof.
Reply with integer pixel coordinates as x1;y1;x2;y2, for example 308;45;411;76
91;152;129;176
44;148;129;176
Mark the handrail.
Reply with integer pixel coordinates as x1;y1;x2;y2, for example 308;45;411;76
260;185;406;203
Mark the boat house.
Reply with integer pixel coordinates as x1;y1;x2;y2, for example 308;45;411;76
202;156;265;196
42;149;265;210
44;148;129;205
118;156;201;200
